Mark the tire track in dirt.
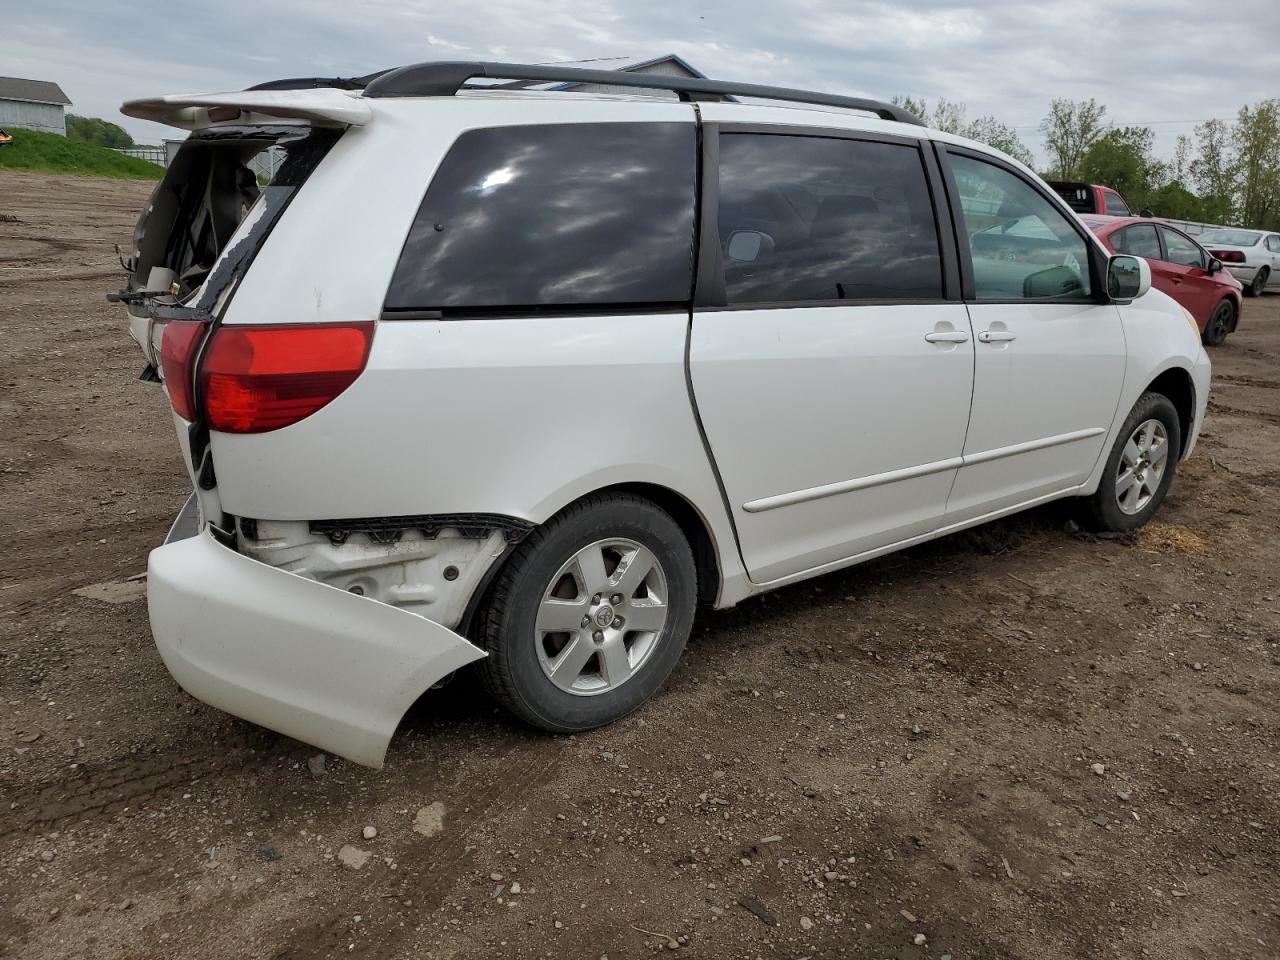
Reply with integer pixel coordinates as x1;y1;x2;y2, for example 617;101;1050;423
1212;373;1280;390
1206;401;1280;427
0;748;263;839
272;743;561;960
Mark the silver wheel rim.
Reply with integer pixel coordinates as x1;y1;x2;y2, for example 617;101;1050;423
534;538;669;697
1115;418;1169;516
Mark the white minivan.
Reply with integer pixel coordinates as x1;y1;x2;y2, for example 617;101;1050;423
115;62;1210;767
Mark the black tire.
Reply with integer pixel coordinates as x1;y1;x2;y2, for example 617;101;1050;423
477;493;696;732
1246;268;1268;298
1202;299;1234;347
1078;392;1181;533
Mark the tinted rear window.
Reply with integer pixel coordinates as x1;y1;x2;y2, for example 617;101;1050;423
1112;224;1160;260
1199;229;1262;246
716;134;943;305
385;123;696;312
1103;190;1130;216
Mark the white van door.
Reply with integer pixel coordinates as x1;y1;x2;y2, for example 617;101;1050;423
939;148;1127;526
689;130;974;585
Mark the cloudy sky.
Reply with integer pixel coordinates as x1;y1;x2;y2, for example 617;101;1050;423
7;0;1278;164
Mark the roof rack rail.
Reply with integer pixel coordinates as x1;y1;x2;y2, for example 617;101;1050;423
247;71;390;92
361;61;924;126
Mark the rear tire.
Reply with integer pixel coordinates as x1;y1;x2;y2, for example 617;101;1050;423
1078;392;1181;533
477;493;696;732
1202;299;1234;347
1247;268;1267;297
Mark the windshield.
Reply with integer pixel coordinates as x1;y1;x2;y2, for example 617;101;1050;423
1199;229;1262;246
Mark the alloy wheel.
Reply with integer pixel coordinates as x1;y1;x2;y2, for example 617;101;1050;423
1115;418;1169;516
1210;303;1232;342
534;538;669;696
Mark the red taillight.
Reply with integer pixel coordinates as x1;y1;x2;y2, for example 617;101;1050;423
200;323;374;433
159;319;210;421
1209;249;1246;263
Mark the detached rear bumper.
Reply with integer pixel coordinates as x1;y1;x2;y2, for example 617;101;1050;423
147;530;486;768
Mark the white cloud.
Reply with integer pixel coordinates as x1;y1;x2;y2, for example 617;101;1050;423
5;0;1277;162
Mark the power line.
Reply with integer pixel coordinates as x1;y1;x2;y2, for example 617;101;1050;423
1013;118;1227;131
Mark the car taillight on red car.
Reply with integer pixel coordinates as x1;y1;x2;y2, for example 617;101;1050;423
199;322;374;433
158;319;210;421
1209;249;1246;263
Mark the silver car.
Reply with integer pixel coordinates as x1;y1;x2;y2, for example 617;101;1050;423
1199;228;1280;297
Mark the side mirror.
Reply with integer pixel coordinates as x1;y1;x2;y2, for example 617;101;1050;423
1138;208;1154;218
1206;257;1223;274
725;230;772;263
1108;254;1151;302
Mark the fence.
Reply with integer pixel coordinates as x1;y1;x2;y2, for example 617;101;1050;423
1159;218;1229;237
112;142;285;181
113;146;167;166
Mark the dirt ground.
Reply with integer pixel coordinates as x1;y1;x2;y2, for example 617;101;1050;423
1;169;1278;960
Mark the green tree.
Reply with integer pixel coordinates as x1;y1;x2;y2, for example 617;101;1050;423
1231;99;1280;230
1040;98;1107;179
890;96;928;124
65;114;134;149
891;96;1035;167
1172;134;1193;184
1147;181;1203;221
964;115;1036;168
1189;118;1235;224
929;98;967;136
1078;126;1165;212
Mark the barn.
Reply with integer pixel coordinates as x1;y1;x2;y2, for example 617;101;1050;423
0;77;71;135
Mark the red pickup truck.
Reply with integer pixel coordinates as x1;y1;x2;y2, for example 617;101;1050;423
1049;181;1132;217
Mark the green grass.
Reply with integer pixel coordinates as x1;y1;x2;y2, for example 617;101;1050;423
0;128;163;180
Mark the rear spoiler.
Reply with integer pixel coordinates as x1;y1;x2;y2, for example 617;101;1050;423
121;88;371;130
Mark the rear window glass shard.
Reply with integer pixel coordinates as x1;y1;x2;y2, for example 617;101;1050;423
384;122;697;313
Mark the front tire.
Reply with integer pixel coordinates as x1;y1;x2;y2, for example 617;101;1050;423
477;493;696;732
1202;299;1234;346
1078;392;1181;532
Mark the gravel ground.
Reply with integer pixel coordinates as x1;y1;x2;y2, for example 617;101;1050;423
1;170;1278;960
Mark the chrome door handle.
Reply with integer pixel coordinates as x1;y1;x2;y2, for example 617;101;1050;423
924;330;970;343
978;329;1017;343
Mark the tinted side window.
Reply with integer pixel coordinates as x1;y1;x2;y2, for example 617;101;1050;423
1268;235;1280;253
385;123;696;311
950;154;1091;301
1114;224;1160;260
715;134;942;305
1103;190;1131;216
1160;228;1205;269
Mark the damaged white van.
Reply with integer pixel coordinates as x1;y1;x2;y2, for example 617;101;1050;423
115;62;1210;768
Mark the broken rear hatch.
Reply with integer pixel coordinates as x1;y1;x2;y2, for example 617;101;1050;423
111;122;342;371
110;88;369;369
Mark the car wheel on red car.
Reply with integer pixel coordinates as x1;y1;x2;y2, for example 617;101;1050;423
1202;300;1234;347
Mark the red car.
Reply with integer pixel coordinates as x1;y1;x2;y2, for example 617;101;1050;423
1050;181;1133;217
1082;215;1243;346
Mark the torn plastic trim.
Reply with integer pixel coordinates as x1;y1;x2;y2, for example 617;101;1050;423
148;528;486;768
305;513;534;546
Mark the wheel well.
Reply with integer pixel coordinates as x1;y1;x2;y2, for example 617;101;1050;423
602;482;722;608
1145;368;1195;456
